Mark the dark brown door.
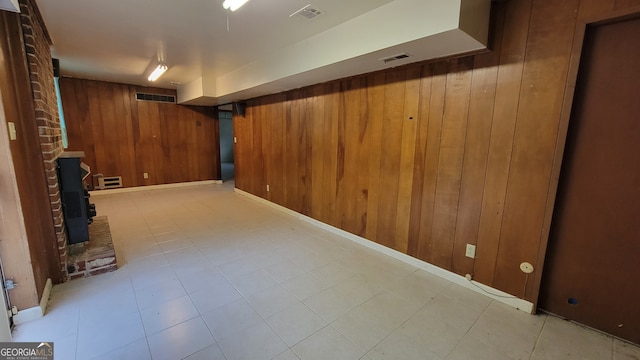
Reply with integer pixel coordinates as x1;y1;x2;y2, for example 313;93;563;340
540;16;640;344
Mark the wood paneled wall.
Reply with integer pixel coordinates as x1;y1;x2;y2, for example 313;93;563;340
1;10;61;308
234;0;640;302
60;78;221;188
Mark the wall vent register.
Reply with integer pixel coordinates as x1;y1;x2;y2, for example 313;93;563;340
290;4;324;20
135;92;176;103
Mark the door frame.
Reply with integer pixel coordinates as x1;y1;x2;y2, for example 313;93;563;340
532;4;640;310
0;87;14;341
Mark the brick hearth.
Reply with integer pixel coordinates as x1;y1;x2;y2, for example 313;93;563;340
66;216;117;280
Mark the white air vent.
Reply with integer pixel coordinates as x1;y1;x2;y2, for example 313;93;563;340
380;53;411;64
290;4;324;21
98;176;123;189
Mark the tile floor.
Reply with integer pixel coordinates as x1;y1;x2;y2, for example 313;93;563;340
12;182;640;360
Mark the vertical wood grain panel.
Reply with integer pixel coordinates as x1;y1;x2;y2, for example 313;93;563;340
302;89;314;216
287;91;302;211
473;0;532;284
495;0;579;298
376;69;406;250
364;73;386;242
354;77;372;237
129;87;142;186
429;58;473;270
451;6;504;276
60;78;219;187
394;66;422;253
251;102;263;196
579;0;614;18
416;62;448;263
274;95;287;206
310;85;326;220
322;83;340;227
407;64;433;257
614;0;639;11
87;81;106;175
122;86;138;186
232;0;633;303
258;101;270;203
337;79;361;233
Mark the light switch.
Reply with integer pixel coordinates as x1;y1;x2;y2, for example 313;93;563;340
8;122;16;140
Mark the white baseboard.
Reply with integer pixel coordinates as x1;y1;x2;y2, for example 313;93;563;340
90;180;222;196
13;278;52;325
234;188;534;313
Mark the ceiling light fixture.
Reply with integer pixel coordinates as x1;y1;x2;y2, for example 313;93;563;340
147;64;168;82
222;0;250;12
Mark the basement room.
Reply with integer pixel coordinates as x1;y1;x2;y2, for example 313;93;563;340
0;0;639;359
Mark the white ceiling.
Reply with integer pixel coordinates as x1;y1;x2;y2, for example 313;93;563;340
36;0;492;105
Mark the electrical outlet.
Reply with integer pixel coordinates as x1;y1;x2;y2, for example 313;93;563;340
234;136;237;144
266;184;270;192
465;244;476;259
143;172;149;179
520;262;534;274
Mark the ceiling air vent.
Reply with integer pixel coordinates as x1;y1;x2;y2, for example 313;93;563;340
380;53;411;64
290;4;324;21
135;92;176;103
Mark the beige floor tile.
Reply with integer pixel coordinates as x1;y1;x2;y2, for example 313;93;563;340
217;321;287;360
531;316;613;360
331;306;399;352
11;184;639;360
201;298;263;341
246;284;300;318
265;301;328;347
140;295;199;335
615;339;640;360
304;287;365;322
147;317;215;360
292;326;364;360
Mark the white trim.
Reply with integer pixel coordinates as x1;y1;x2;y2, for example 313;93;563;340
234;188;534;313
13;278;52;325
90;180;222;196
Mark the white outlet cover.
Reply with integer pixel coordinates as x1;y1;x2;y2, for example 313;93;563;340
465;244;476;259
520;262;534;274
8;122;16;140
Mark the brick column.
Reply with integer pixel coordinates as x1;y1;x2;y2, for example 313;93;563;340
19;0;68;281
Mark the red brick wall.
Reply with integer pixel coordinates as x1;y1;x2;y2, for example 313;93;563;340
19;0;68;281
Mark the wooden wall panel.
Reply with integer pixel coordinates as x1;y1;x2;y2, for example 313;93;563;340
310;85;326;221
353;77;372;238
60;78;220;188
473;0;531;285
394;66;421;253
496;0;580;298
406;65;433;257
233;0;640;303
363;74;386;242
375;69;406;250
0;10;60;307
429;58;473;270
415;62;447;264
450;9;503;276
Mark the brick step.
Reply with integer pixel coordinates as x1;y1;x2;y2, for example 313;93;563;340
66;216;117;280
